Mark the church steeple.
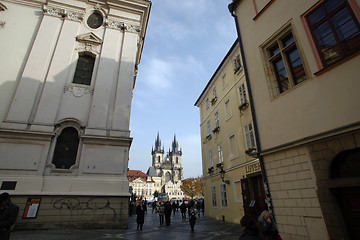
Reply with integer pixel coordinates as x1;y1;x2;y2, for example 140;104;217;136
152;132;164;154
170;134;182;156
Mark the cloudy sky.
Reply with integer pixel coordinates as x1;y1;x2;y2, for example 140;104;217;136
128;1;237;178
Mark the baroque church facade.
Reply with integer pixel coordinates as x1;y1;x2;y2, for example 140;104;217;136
147;133;184;199
0;0;151;229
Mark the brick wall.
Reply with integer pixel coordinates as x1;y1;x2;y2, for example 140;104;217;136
264;147;329;240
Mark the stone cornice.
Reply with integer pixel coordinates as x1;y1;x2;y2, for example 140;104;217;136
42;5;85;22
105;19;140;33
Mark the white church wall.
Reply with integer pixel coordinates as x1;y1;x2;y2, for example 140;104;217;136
0;2;42;122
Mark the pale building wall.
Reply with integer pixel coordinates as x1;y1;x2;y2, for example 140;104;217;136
230;0;360;239
232;0;360;151
0;0;151;229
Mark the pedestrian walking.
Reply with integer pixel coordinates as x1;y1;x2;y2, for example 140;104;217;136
152;201;157;213
180;202;187;220
172;202;176;215
189;207;197;232
158;202;165;225
0;192;19;240
239;215;264;240
164;201;172;226
258;210;281;240
196;201;201;217
136;203;145;230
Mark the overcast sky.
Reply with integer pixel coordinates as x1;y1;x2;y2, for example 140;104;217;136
128;1;237;178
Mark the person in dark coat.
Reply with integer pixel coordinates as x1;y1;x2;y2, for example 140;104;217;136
0;192;19;240
164;201;172;226
189;207;197;232
239;215;264;240
180;202;187;220
136;203;145;230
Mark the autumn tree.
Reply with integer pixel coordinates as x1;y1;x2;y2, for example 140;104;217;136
180;177;205;199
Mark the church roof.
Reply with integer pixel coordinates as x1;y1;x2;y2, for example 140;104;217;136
146;166;157;177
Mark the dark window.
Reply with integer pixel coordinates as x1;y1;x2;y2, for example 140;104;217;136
52;127;79;169
87;12;103;29
1;181;17;190
306;0;360;66
73;55;95;86
267;31;307;94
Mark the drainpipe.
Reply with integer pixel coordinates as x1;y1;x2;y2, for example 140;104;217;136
228;2;274;215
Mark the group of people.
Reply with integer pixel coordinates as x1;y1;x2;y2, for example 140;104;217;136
135;199;202;232
239;210;282;240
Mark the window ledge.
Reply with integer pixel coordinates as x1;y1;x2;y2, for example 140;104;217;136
314;51;360;76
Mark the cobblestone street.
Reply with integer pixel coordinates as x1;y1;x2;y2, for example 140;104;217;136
12;210;242;240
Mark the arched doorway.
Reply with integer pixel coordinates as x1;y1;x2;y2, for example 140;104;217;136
330;148;360;240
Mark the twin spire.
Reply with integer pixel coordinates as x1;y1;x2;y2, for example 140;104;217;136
151;132;182;156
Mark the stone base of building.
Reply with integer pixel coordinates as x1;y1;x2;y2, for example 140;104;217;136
12;195;129;230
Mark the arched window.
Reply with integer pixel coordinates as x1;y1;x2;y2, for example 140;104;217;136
52;127;79;169
331;148;360;179
73;54;95;86
165;172;171;183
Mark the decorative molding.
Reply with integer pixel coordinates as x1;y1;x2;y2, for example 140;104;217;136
75;32;102;55
105;19;140;33
64;85;94;97
76;32;103;45
42;5;84;22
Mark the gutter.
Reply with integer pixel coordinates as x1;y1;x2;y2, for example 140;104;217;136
228;1;274;214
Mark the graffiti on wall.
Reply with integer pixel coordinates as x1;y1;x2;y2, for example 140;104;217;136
53;197;117;217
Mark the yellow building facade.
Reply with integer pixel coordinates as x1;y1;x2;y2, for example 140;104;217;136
195;41;267;224
229;0;360;239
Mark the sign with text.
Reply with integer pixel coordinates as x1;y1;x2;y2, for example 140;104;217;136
23;198;41;219
245;162;261;174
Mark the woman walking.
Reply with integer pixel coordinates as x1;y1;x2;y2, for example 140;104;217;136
189;207;197;232
136;203;145;230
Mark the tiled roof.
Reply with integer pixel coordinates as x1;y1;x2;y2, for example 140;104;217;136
127;169;155;182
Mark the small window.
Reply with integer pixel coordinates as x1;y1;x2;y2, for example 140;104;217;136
211;186;217;207
220;184;228;208
264;28;307;96
207;120;211;136
238;83;248;106
213;87;217;99
229;133;238;159
217;144;224;163
73;54;95;86
233;54;242;73
214;111;220;128
225;98;232;120
305;0;360;67
87;12;103;29
222;73;228;88
244;122;256;150
206;98;210;110
52;127;79;169
209;150;213;167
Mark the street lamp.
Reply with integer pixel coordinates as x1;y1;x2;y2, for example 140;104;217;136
219;168;230;184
